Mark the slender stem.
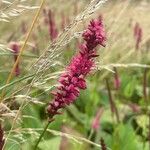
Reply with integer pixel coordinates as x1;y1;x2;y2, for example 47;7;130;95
88;129;94;140
0;123;4;150
149;114;150;150
105;78;120;123
143;68;148;103
34;121;51;150
0;0;46;102
113;67;120;90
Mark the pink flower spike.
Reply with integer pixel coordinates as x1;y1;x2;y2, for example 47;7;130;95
133;22;143;50
47;19;106;119
92;107;104;131
48;9;58;42
10;42;20;76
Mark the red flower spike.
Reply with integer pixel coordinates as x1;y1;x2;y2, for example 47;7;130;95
47;19;106;119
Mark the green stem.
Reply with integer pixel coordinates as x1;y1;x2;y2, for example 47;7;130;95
105;78;120;123
88;129;94;140
143;68;148;103
34;121;50;150
0;74;35;91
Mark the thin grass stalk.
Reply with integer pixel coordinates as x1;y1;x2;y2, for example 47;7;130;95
34;119;54;150
105;78;120;123
113;67;120;90
143;68;148;102
100;138;107;150
0;0;46;102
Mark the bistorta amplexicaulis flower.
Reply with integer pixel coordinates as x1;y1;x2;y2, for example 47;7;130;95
47;19;106;119
134;22;143;50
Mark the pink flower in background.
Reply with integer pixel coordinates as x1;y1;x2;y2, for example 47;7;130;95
114;77;121;90
10;42;20;76
128;103;141;113
92;107;104;131
136;27;142;49
134;22;143;50
0;124;4;150
134;22;139;37
47;19;106;118
48;9;58;42
43;8;58;41
113;67;121;90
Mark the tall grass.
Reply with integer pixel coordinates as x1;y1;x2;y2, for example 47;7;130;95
0;0;150;150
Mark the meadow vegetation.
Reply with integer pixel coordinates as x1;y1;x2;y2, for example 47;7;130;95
0;0;150;150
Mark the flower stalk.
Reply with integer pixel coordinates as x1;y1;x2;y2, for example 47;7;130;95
113;67;121;90
0;124;4;150
10;42;20;76
34;119;53;150
143;68;148;102
48;9;58;41
134;22;143;50
105;78;120;123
